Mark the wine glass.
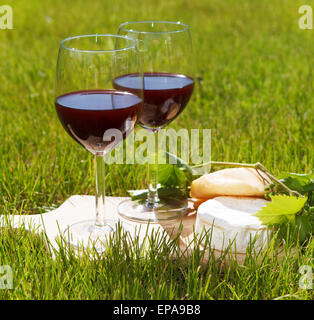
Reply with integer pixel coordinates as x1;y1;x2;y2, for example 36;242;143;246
116;21;194;222
55;34;143;250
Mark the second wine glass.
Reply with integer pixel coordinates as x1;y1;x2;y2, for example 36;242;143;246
116;21;195;222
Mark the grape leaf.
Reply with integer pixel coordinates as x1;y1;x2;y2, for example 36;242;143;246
278;172;314;194
128;187;186;203
166;152;194;175
254;195;307;225
295;214;312;244
128;153;193;203
279;172;313;182
157;164;187;188
270;172;314;195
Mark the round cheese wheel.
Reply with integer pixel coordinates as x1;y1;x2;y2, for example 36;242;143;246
195;196;271;254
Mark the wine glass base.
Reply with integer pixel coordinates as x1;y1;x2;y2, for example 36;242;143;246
118;198;187;223
63;219;133;253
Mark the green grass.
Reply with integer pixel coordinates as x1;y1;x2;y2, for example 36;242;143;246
0;222;313;300
0;0;313;299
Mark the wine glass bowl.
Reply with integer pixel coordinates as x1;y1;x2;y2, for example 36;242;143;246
55;89;141;155
113;72;194;130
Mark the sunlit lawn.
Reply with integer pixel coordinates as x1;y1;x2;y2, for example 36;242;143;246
0;0;313;299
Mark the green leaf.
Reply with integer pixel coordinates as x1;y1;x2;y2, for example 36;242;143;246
166;152;194;175
129;153;193;202
279;172;313;182
295;214;312;244
254;194;307;226
278;172;314;194
165;152;195;186
128;189;149;199
128;187;186;203
157;164;187;188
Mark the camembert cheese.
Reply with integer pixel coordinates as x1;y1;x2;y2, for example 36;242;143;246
195;196;271;254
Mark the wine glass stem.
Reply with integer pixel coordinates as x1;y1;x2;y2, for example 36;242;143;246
147;131;160;207
95;153;106;227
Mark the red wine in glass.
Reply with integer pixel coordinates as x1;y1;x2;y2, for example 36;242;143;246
114;72;194;129
55;89;142;154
